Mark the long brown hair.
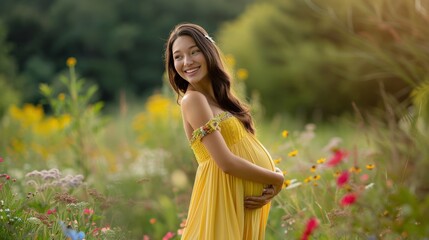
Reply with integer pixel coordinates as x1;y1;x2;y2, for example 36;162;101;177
164;23;255;134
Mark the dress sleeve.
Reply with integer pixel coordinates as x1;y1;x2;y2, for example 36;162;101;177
190;116;222;144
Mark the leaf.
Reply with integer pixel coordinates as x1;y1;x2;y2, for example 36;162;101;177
39;83;52;97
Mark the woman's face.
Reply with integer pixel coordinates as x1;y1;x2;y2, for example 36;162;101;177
172;35;209;87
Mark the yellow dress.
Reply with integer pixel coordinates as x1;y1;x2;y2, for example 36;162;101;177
181;112;276;240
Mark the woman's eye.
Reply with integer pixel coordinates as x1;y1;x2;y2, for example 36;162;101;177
191;50;200;55
174;55;183;60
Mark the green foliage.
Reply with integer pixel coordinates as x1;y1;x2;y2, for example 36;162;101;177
218;0;428;118
0;0;255;105
0;22;20;117
0;167;128;239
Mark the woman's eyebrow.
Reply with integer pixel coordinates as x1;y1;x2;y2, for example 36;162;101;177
173;45;198;54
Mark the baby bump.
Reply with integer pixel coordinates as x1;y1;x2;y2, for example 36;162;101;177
230;137;275;196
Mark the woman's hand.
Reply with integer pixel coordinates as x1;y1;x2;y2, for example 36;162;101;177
244;168;284;209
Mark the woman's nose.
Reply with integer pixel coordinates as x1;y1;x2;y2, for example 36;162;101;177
184;55;193;65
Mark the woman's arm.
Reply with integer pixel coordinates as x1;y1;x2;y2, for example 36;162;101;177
181;91;284;186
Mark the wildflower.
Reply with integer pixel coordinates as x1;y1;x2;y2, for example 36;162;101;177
365;183;375;190
360;174;369;182
310;165;316;172
58;93;66;101
340;193;357;206
323;137;342;152
336;171;349;187
273;158;282;164
282;170;288;175
366;164;375;170
0;157;3;162
282;130;289;138
149;218;157;224
236;68;248;81
83;208;94;215
333;171;341;177
162;231;175;240
224;54;236;68
288;150;298;157
27;217;42;225
313;175;321;181
326;150;347;167
283;179;291;188
66;57;77;68
59;221;85;240
284;179;302;189
300;217;319;240
47;209;57;215
349;166;361;174
316;158;325;164
304;177;312;183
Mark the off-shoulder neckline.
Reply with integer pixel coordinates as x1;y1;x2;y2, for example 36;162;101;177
189;111;233;144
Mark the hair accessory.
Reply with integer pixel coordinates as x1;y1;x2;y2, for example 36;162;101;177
205;35;215;43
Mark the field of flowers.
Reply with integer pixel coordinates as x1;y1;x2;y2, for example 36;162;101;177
1;58;428;239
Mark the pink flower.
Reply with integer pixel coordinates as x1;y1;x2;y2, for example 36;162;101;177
360;174;369;182
340;193;357;206
162;232;175;240
143;235;150;240
336;171;349;187
0;157;3;162
326;150;347;167
83;208;94;215
47;209;57;215
300;217;319;240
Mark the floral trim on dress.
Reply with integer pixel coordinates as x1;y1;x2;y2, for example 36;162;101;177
190;112;232;144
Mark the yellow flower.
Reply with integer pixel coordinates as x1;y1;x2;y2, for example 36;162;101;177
236;68;248;81
288;150;298;157
283;179;291;188
316;158;326;164
58;93;66;101
304;177;312;183
313;182;319;187
282;130;289;138
66;57;77;67
310;165;317;172
349;166;362;174
282;170;288;175
273;158;282;164
313;175;321;180
224;54;236;68
334;171;341;177
366;164;375;170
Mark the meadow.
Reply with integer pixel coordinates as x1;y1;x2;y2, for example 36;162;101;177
1;57;428;240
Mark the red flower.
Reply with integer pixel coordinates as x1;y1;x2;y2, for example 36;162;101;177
47;209;57;215
336;171;349;187
83;208;94;215
300;217;319;240
340;193;357;206
0;157;3;162
162;232;175;240
326;150;347;167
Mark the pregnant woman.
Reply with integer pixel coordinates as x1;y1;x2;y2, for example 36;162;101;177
164;23;284;240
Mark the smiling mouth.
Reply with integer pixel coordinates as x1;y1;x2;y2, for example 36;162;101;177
184;67;199;74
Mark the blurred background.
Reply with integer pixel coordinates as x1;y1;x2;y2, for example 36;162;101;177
1;0;429;239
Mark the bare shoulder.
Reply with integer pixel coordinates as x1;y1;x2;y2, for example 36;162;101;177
181;91;214;130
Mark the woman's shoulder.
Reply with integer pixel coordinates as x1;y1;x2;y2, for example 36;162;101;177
181;91;210;112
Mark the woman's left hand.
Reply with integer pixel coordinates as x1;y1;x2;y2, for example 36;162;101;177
244;167;283;209
244;186;275;209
